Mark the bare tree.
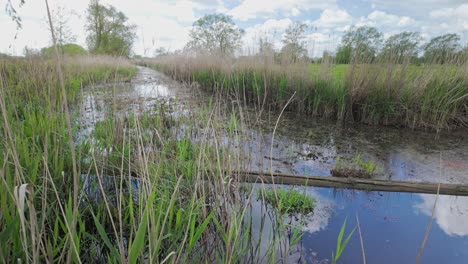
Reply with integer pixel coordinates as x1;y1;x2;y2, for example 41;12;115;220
280;22;307;63
45;5;77;46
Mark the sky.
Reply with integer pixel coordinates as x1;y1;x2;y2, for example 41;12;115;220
1;0;467;57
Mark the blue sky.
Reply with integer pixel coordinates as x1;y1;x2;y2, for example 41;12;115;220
1;0;467;56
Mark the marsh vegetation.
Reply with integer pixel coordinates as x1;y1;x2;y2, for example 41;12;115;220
1;1;468;263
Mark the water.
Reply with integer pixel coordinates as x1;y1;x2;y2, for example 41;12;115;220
245;185;468;263
80;66;468;263
241;112;468;184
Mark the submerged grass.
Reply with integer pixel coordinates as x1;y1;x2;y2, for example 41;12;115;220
141;55;468;132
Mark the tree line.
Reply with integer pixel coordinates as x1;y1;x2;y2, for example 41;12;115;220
180;14;467;65
6;0;466;63
17;0;136;58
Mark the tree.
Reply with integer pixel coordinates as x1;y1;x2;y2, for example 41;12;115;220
381;32;421;63
23;46;40;57
340;26;383;63
258;37;274;56
46;5;77;47
41;44;87;57
154;47;169;57
335;45;352;64
85;0;136;57
5;0;25;29
186;14;244;55
280;22;307;63
423;34;461;64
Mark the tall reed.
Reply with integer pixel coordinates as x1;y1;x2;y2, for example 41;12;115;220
141;54;468;132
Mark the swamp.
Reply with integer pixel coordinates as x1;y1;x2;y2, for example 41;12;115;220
1;0;468;263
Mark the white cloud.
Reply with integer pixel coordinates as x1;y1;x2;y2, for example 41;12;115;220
101;0;202;23
242;18;293;52
415;194;468;237
228;0;335;21
370;0;467;15
429;4;468;31
310;8;353;28
360;10;417;28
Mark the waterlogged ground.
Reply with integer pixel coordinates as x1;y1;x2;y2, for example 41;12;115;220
80;66;468;263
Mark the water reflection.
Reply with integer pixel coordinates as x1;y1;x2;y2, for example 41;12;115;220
300;188;335;233
138;83;171;97
415;194;468;236
251;112;468;184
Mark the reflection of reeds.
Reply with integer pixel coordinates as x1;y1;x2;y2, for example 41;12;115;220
142;53;468;132
416;183;441;264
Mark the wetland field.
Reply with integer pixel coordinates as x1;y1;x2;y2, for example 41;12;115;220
1;54;467;263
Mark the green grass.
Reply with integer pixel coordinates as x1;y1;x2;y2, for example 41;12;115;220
332;217;356;264
259;187;315;215
0;56;314;263
332;154;382;178
0;56;139;262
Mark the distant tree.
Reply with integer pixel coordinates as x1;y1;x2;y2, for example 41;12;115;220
321;50;334;63
335;45;352;64
423;34;461;64
186;14;244;55
46;5;77;47
85;0;136;57
41;44;87;57
154;47;169;57
280;22;307;63
23;46;40;57
258;37;274;56
340;26;383;63
381;32;422;63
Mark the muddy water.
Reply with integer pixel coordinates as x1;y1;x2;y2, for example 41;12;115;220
80;67;468;263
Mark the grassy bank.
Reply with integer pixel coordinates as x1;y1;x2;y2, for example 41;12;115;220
141;56;468;132
0;56;308;262
0;55;136;262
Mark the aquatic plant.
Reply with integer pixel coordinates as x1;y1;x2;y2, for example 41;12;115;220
332;217;356;264
258;187;315;215
331;154;382;178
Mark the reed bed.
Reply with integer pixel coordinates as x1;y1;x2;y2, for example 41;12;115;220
0;56;306;263
142;55;468;132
